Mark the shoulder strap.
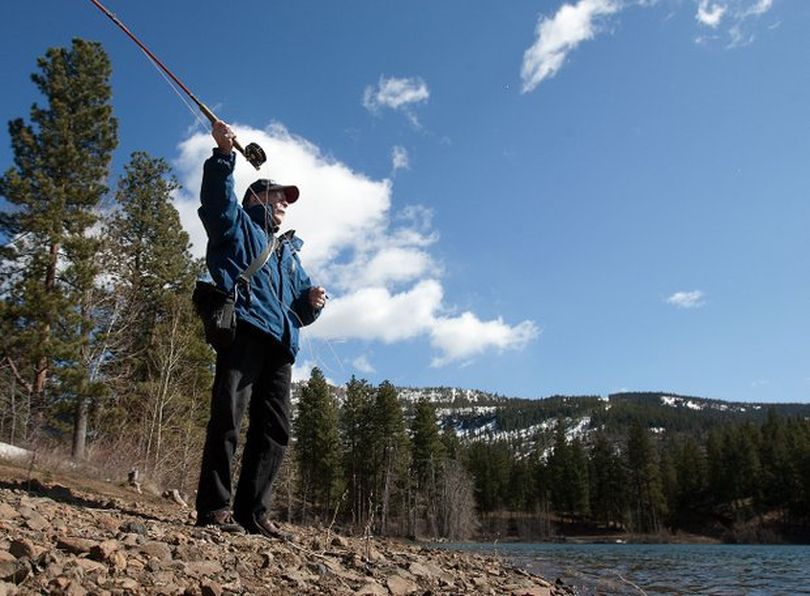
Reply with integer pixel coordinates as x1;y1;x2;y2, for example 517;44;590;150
237;235;278;286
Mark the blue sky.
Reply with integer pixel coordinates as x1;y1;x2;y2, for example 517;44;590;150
1;1;808;403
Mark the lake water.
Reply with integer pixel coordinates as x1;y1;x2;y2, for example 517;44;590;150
438;543;810;595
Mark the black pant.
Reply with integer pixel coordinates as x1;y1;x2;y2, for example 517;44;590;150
196;322;292;523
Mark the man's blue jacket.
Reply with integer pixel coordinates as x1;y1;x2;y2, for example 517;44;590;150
198;149;319;362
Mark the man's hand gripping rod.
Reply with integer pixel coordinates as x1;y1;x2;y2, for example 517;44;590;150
88;0;266;170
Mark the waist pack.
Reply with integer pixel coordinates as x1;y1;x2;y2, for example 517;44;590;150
192;236;278;350
192;282;238;350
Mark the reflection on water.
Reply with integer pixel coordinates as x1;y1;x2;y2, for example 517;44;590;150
438;543;810;595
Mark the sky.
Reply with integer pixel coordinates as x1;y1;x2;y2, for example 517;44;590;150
1;0;808;403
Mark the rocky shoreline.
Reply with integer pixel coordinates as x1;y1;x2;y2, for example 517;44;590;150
0;462;564;595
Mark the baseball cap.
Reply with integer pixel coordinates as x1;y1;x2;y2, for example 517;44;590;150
243;179;300;204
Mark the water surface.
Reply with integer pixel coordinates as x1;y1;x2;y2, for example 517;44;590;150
438;543;810;595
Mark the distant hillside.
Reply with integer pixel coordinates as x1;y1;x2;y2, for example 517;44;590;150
294;382;810;453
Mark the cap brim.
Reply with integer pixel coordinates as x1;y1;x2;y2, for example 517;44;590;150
276;185;299;203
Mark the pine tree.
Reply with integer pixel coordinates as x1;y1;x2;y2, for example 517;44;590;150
589;430;626;528
105;152;199;374
547;420;572;520
410;398;444;488
99;151;209;482
759;409;791;514
339;376;374;528
674;437;707;526
626;422;666;533
370;381;409;534
409;397;445;536
569;437;590;519
465;440;511;513
0;39;117;447
294;367;341;520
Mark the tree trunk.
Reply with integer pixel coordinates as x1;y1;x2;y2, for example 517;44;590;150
30;242;59;439
72;397;88;459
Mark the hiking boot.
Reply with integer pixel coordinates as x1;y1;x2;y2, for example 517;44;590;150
241;515;294;542
195;509;245;534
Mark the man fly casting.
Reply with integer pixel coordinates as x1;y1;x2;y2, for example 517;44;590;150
195;120;326;538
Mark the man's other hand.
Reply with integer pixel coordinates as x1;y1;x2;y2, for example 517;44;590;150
308;287;327;310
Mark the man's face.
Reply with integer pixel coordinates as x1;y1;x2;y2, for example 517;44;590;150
248;190;288;225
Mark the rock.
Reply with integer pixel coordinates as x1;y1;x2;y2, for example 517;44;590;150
140;541;173;561
0;559;29;584
117;577;139;591
200;579;222;596
74;558;106;574
184;560;223;577
330;534;349;548
120;533;143;546
355;581;387;595
34;550;61;572
9;539;41;560
119;521;147;535
281;569;307;586
57;537;95;555
63;580;89;596
364;545;385;562
127;556;145;573
408;560;440;579
386;574;419;595
511;588;551;596
0;554;13;564
472;576;492;592
173;544;207;561
18;507;49;531
0;504;19;520
0;580;18;596
48;577;71;592
109;550;127;571
89;539;120;562
94;514;120;533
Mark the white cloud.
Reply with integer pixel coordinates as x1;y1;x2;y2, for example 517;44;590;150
291;359;337;385
665;290;706;309
520;0;620;93
353;355;376;374
392;145;410;173
743;0;772;18
172;123;536;367
363;76;430;125
430;314;540;367
694;0;776;46
292;359;317;383
519;0;778;91
697;1;727;28
313;280;443;343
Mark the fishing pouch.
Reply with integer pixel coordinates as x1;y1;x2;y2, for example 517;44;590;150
193;281;237;350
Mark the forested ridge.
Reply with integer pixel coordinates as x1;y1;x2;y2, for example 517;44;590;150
1;39;808;544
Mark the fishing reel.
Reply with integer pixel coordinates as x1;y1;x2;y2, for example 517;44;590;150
243;142;267;170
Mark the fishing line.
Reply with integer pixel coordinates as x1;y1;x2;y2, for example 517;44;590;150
88;0;266;169
142;52;210;134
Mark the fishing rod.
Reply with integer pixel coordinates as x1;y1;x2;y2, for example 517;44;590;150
88;0;267;170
